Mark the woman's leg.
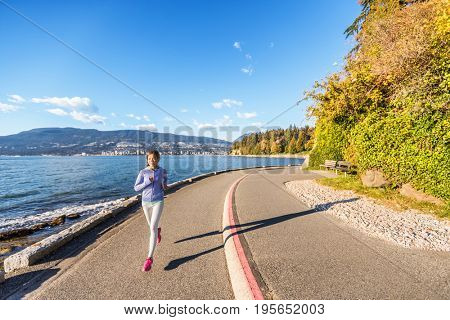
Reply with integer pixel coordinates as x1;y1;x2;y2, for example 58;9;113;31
147;201;164;258
142;202;152;226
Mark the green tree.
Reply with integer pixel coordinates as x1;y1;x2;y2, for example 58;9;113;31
307;0;449;201
270;140;281;154
286;137;297;154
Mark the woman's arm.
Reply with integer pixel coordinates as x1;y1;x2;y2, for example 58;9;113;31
162;168;168;190
134;170;151;192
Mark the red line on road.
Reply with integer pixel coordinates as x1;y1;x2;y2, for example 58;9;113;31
227;176;264;300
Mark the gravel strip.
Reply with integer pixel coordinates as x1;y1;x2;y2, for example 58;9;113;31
285;180;450;251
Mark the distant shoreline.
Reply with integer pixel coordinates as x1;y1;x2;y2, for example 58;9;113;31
228;153;306;158
0;154;306;158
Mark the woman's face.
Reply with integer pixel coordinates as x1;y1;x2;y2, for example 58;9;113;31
147;154;159;168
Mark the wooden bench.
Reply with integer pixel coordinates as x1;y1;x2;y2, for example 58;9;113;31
336;161;354;176
319;160;337;170
320;160;355;176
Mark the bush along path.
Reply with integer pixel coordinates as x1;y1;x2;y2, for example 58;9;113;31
306;0;449;207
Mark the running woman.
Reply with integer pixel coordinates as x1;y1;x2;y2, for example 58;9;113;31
134;149;168;272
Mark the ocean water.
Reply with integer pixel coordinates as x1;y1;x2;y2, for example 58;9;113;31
0;155;303;233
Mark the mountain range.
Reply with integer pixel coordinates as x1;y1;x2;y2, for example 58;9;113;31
0;128;232;156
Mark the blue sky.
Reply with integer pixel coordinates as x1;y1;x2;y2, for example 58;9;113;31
0;0;360;141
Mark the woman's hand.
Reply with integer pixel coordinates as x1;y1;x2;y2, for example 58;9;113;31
163;184;168;190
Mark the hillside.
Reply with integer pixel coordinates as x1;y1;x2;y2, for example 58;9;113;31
0;127;231;155
231;125;314;155
307;0;449;202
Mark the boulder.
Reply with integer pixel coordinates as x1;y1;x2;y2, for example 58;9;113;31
0;246;12;255
400;183;444;206
30;222;50;231
361;169;389;188
67;213;81;220
0;228;34;241
49;215;66;226
302;154;310;169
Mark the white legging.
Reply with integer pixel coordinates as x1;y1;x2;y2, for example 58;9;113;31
142;201;164;258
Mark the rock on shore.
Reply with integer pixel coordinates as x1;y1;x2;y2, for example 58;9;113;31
285;180;450;251
0;228;34;241
0;215;68;241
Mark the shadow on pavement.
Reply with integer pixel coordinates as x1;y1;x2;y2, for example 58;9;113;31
166;198;359;270
0;268;60;300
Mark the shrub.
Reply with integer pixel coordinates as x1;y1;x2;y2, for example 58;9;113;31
351;110;450;200
306;0;449;202
309;120;349;167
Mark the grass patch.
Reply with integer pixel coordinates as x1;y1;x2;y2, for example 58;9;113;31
316;175;449;219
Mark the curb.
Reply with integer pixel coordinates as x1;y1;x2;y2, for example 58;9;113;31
222;175;264;300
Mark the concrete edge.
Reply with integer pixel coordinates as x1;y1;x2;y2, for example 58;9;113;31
222;175;264;300
3;195;140;273
3;160;305;274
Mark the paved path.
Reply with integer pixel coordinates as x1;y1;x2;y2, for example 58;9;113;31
234;167;450;299
23;170;253;299
5;166;449;299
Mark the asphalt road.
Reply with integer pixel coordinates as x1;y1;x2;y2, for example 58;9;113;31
25;169;254;299
5;166;448;300
234;167;450;299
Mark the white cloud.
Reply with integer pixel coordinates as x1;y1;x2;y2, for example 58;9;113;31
70;111;106;124
126;113;142;120
241;66;254;75
212;98;243;109
245;53;252;60
196;122;215;129
251;122;263;127
217;115;232;126
111;112;117;117
194;115;233;129
0;102;20;112
119;122;127;127
180;108;188;113
136;124;157;131
333;61;338;66
33;95;105;124
31;96;91;108
46;108;68;116
233;41;241;50
126;113;149;121
7;94;25;104
237;111;257;119
164;116;174;122
46;108;105;124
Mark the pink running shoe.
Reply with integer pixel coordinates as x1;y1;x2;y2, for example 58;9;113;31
157;227;162;244
142;257;153;272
